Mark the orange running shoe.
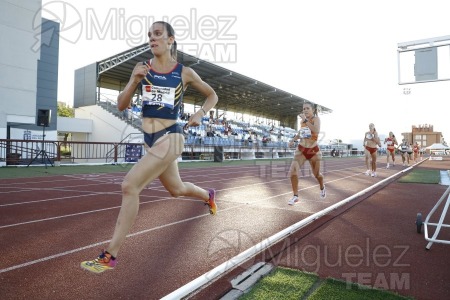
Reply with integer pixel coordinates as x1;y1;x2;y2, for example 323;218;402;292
205;189;217;215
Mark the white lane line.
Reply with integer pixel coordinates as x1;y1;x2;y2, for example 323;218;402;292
0;166;372;225
0;172;363;273
0;196;171;229
0;207;217;274
0;192;119;208
0;161;394;274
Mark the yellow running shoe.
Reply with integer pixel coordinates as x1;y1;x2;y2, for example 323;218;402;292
80;250;117;274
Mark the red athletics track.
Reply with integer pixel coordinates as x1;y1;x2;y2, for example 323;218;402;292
0;156;421;299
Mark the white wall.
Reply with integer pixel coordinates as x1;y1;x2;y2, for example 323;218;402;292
75;105;142;142
0;0;41;119
57;116;92;133
10;127;57;140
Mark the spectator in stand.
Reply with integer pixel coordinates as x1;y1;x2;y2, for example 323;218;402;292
206;123;214;137
223;122;229;136
227;124;233;136
209;110;214;124
331;148;336;157
247;135;253;147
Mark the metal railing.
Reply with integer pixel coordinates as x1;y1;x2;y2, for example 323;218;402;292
1;138;363;166
0;139;140;165
0;138;299;166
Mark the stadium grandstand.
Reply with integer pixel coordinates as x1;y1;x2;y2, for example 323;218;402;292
88;44;332;125
68;43;334;163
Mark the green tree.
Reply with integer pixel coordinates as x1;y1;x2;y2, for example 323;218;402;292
57;102;74;117
57;102;74;152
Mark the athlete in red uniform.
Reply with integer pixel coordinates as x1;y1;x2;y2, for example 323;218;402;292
363;123;381;177
384;131;398;168
413;142;421;162
287;102;326;205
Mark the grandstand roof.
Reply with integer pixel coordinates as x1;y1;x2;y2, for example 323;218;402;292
96;44;332;126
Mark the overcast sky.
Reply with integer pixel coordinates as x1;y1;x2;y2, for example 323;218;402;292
40;0;450;145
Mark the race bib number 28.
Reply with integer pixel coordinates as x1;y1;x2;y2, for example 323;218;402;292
142;85;175;109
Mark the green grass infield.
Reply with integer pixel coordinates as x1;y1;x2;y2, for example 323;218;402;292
239;267;412;300
398;169;441;184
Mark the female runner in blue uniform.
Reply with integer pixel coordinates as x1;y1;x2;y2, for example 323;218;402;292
81;21;218;273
